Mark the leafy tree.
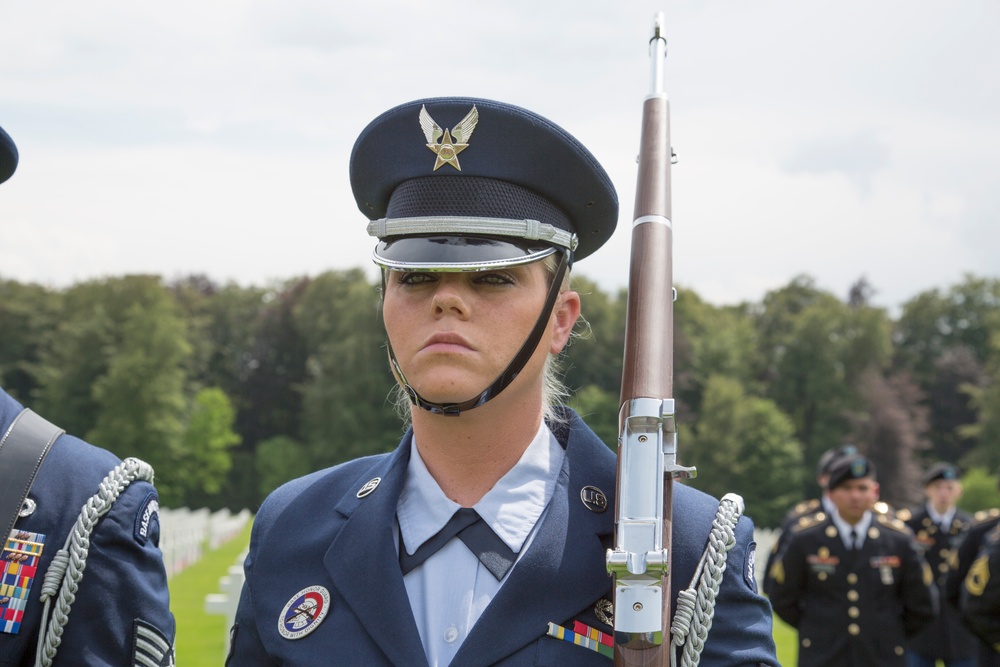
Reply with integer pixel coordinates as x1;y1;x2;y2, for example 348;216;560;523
255;435;313;500
0;279;62;400
681;374;803;527
85;284;192;488
957;467;1000;513
165;387;242;506
296;270;400;468
850;369;928;508
561;275;625;396
960;333;1000;472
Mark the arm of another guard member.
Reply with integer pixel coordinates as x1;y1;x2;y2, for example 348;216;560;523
765;529;806;629
960;532;1000;650
900;533;936;637
690;515;781;666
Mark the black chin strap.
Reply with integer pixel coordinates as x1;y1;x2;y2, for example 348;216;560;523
387;251;570;416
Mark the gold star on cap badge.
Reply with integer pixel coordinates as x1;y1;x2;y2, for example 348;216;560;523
419;105;479;171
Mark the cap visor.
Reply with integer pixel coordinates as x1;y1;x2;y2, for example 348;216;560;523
373;236;557;271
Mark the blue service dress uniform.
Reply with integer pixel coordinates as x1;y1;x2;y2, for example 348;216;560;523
0;388;174;666
767;511;935;666
229;408;778;666
897;503;975;663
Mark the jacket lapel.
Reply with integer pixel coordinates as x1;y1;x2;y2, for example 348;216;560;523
452;421;615;666
323;438;430;667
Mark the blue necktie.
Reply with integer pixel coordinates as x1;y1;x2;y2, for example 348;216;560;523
399;507;517;580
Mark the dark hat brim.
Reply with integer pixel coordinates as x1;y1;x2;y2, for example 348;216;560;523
374;236;559;271
0;125;17;185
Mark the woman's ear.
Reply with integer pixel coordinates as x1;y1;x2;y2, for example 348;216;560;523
549;290;581;355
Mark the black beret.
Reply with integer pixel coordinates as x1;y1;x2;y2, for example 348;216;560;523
0;125;17;185
817;443;858;478
350;97;618;270
826;454;876;491
923;462;960;486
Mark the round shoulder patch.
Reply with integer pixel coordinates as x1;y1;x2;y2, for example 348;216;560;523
279;586;331;640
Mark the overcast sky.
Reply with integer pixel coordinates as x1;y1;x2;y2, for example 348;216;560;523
1;0;997;312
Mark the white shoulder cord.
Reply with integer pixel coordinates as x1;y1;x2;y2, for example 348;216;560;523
669;493;745;667
34;457;155;667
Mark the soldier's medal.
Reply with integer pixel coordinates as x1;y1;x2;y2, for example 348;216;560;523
1;529;45;635
870;555;900;585
594;598;614;626
419;105;479;171
278;585;330;640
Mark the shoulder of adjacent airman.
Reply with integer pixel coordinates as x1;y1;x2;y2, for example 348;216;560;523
792;512;826;533
973;507;1000;524
791;498;820;516
876;513;910;534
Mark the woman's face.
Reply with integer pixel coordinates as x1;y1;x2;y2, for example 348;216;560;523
382;260;579;407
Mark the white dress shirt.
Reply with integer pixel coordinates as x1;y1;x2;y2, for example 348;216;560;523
395;421;565;667
832;509;873;550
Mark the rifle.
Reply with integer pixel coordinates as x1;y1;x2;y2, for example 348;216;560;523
606;13;695;666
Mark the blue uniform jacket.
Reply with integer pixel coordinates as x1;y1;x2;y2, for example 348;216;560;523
0;388;174;666
230;409;778;666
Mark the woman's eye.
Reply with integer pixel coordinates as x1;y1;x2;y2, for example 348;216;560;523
475;272;515;286
397;272;436;285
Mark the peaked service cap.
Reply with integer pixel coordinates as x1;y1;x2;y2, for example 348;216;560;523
0;124;17;185
923;462;961;486
350;97;618;271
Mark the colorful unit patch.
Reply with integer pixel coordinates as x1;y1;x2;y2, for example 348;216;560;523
546;621;614;659
278;586;330;640
1;529;45;635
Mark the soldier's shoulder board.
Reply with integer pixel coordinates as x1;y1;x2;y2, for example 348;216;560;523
973;507;1000;524
792;512;826;533
876;513;910;534
791;498;820;516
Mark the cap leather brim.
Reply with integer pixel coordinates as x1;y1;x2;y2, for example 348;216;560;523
373;236;558;271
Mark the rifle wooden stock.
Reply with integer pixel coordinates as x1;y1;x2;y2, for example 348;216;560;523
612;19;674;667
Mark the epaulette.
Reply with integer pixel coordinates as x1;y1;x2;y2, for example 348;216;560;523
973;508;1000;524
876;513;911;533
873;501;895;518
895;507;912;522
790;498;820;517
792;512;826;533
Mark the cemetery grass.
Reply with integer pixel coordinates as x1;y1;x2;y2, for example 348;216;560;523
772;613;796;665
170;521;253;666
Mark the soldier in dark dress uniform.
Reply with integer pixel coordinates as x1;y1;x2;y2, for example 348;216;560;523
762;444;856;597
960;524;1000;657
945;468;1000;667
768;454;935;666
897;463;975;667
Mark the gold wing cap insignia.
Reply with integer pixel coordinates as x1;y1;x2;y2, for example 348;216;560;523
419;105;443;144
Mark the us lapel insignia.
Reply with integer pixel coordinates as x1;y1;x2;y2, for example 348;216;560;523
547;621;614;658
278;585;331;640
580;486;608;513
419;105;479;172
1;529;46;635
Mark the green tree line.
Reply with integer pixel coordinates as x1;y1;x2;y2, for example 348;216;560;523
2;270;998;527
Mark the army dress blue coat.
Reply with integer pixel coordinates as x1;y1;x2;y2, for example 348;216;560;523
0;388;174;666
229;409;778;666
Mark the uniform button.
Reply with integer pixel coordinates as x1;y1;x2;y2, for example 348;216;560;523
818;572;827;581
938;562;949;573
801;638;811;648
848;606;859;618
848;624;860;636
444;626;459;643
847;574;858;584
939;549;949;559
895;646;904;656
847;590;859;602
